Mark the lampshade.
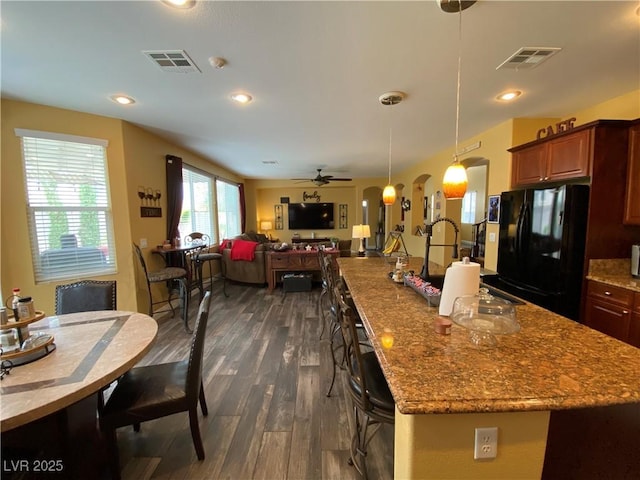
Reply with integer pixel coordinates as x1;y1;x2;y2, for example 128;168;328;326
442;160;468;199
382;185;396;206
260;221;273;231
351;224;371;239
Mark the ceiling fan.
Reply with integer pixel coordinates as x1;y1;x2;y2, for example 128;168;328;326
292;168;352;186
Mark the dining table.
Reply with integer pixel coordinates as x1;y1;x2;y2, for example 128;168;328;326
1;310;158;432
337;255;640;480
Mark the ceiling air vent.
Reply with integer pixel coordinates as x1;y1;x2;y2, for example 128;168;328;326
142;50;201;73
496;47;561;70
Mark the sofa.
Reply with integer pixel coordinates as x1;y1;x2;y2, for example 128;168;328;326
221;232;270;285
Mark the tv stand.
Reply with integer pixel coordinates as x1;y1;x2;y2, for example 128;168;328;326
291;237;330;244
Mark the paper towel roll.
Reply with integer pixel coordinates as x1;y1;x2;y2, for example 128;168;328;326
438;261;481;316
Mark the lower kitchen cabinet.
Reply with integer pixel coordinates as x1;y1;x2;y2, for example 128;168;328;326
629;294;640;348
584;280;635;345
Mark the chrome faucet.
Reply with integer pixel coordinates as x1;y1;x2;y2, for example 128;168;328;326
419;217;459;281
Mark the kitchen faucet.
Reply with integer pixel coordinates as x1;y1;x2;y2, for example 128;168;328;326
419;217;459;281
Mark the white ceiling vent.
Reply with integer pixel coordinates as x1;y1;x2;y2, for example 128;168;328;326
142;50;201;73
496;47;561;70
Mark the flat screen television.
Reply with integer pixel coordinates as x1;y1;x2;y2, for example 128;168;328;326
288;202;335;230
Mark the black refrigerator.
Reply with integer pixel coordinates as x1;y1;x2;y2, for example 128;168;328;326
483;184;590;320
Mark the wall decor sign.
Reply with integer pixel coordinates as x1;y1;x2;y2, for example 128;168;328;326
339;204;348;229
274;204;283;230
536;117;576;140
138;186;162;217
303;191;321;202
488;195;500;223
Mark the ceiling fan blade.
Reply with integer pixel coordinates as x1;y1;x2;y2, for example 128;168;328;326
326;177;352;181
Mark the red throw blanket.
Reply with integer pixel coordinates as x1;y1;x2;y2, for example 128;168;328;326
230;239;259;261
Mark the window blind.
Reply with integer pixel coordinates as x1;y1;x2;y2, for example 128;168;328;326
179;166;215;241
16;129;117;282
216;178;241;239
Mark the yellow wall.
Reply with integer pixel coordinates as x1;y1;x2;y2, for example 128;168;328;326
395;409;550;479
1;99;132;313
1;100;240;315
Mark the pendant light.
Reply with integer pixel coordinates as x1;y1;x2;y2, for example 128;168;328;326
442;0;471;200
380;91;405;206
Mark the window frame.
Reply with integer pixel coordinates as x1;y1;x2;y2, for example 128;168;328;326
16;128;117;283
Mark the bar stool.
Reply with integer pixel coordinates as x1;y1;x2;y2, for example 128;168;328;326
184;233;227;299
133;243;191;332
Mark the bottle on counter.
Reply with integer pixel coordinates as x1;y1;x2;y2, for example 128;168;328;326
17;297;35;320
7;288;21;321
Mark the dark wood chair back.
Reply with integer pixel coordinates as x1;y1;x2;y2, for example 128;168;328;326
55;280;116;315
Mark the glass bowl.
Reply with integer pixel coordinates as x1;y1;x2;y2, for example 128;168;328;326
450;288;520;347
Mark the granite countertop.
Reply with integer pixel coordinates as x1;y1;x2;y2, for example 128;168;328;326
338;256;640;415
586;258;640;293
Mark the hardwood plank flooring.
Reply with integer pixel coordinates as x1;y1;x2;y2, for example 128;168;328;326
113;280;394;479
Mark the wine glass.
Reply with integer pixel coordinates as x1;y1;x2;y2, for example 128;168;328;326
138;186;146;205
154;190;161;206
145;188;154;205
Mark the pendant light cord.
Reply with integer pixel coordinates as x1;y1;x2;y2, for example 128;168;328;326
454;1;462;161
388;103;393;184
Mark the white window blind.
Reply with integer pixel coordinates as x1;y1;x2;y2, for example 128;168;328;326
216;179;241;240
16;129;117;282
179;166;215;241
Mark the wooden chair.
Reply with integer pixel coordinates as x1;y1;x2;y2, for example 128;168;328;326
133;243;191;332
55;280;116;315
184;232;226;299
334;285;394;480
99;291;212;480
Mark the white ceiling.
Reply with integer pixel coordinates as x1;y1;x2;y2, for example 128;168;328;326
2;1;639;182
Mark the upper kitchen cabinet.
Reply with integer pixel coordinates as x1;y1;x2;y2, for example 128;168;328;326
510;128;590;187
624;121;640;225
509;129;591;188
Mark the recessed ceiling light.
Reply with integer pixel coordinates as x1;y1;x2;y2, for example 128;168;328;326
110;95;136;105
162;0;195;9
230;93;252;104
496;90;522;102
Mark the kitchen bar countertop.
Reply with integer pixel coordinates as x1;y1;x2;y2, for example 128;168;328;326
338;256;640;415
586;258;640;293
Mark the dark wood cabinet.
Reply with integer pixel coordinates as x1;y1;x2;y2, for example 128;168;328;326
629;293;640;348
585;280;635;345
511;128;590;187
624;122;640;225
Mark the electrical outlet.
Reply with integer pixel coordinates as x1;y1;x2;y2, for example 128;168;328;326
140;238;148;248
474;427;498;459
489;232;496;243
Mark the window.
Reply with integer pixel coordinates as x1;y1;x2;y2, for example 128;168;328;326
16;129;117;282
216;179;241;240
179;167;215;240
461;190;477;224
179;165;241;243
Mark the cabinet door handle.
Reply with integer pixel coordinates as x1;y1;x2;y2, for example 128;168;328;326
604;291;612;296
622;310;629;314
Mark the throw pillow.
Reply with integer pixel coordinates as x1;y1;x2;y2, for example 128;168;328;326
220;239;232;250
231;238;259;261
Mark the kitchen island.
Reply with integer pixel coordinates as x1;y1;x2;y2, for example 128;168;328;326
338;256;640;479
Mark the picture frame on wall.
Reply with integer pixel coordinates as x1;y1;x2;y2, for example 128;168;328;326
488;195;500;223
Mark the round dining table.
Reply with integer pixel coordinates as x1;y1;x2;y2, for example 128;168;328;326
0;310;158;433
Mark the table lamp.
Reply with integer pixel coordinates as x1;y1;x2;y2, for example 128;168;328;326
352;224;371;257
260;221;273;240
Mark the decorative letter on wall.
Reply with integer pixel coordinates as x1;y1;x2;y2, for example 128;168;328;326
339;204;348;229
274;204;283;230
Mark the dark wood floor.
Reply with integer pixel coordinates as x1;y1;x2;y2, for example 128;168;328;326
114;280;394;479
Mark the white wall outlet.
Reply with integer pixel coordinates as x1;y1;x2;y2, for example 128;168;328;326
140;238;148;248
474;427;498;460
488;232;496;243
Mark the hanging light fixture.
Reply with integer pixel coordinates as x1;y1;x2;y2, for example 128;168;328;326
442;0;473;200
379;91;405;206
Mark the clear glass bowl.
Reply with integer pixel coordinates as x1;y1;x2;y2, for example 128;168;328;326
450;288;520;347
